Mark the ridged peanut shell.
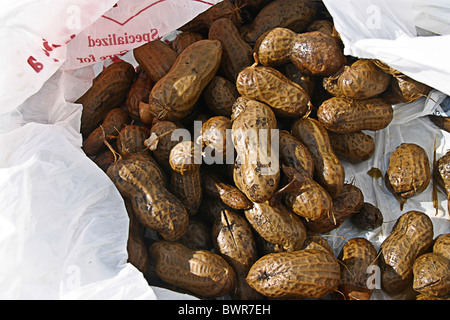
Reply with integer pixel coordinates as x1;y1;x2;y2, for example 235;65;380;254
413;253;450;297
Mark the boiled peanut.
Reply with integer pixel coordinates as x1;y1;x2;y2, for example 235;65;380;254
327;131;375;163
147;40;222;121
254;27;297;67
202;76;239;117
244;201;306;252
236;58;312;118
125;68;153;120
212;210;261;300
434;150;450;210
125;199;149;274
433;233;450;260
322;59;391;100
385;143;431;200
279;130;314;178
412;253;450;297
379;210;434;295
133;39;178;84
338;237;378;300
302;232;333;253
201;115;232;163
145;121;182;171
106;155;189;241
208;17;253;82
116;124;150;158
77;61;135;136
83;108;129;156
246;249;340;299
232;100;280;203
244;0;317;43
172;31;203;54
169;141;202;216
177;218;212;251
291;117;345;198
93;149;115;172
149;241;236;298
280;62;316;98
381;75;431;104
317;97;394;133
350;202;384;231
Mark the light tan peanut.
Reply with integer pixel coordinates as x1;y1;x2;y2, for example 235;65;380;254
328;131;375;164
379;210;434;295
201;116;232;163
413;253;450;297
433;233;450;260
149;241;236;298
246;249;340;299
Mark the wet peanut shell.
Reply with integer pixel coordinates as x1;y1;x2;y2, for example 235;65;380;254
106;157;189;241
433;233;450;260
327;131;375;163
338;237;378;300
302;232;333;253
304;183;364;233
254;27;297;67
169;141;202;215
429;115;450;133
278;130;314;178
413;252;450;297
93;149;115;172
232;100;280;203
385;143;431;200
244;0;318;43
202;76;239;117
246;249;340;299
244;201;306;252
172;31;204;54
83;107;129;156
212;210;262;300
291;117;345;199
201;171;252;210
77;61;135;136
237;63;312;118
379;210;434;295
116;124;150;158
280;62;316;98
177;218;212;251
125;68;153;120
434;150;450;200
148;40;222;121
133;39;179;84
350;202;384;230
201;116;232;162
149;241;236;298
290;31;346;76
323;59;391;100
146;121;182;171
306;19;342;45
208;17;254;82
317;97;394;133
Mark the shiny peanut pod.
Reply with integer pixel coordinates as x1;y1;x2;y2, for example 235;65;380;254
317;97;394;133
338;237;378;300
236;62;312;118
177;218;212;251
385;143;431;200
254;27;297;67
201;116;232;163
172;31;204;54
291;117;345;199
106;156;189;241
413;253;450;297
279;130;314;178
147;40;222;121
209;17;254;82
328;131;375;164
116;124;150;158
149;241;236;298
246;249;340;299
83;107;129;156
433;233;450;260
202;76;239;117
77;61;135;136
125;68;153;120
379;210;434;295
244;201;306;252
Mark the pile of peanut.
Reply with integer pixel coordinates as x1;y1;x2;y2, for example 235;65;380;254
76;0;449;300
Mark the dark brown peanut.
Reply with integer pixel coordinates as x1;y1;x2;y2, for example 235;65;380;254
106;156;189;241
385;143;431;200
350;202;384;230
317;97;394;133
244;201;306;252
201;115;232;163
202;76;239;117
328;131;375;163
145;121;182;171
116;124;150;158
338;237;378;300
93;149;115;172
125;68;153;120
169;141;202;216
379;210;434;295
125;199;149;274
323;59;391;100
83;108;129;156
212;210;261;300
208;18;254;82
133;39;178;84
172;31;204;54
279;130;314;178
177;218;212;251
280;62;316;98
246;249;340;298
244;0;317;43
291;117;345;198
77;61;135;136
149;241;236;298
434;151;450;210
147;40;222;121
